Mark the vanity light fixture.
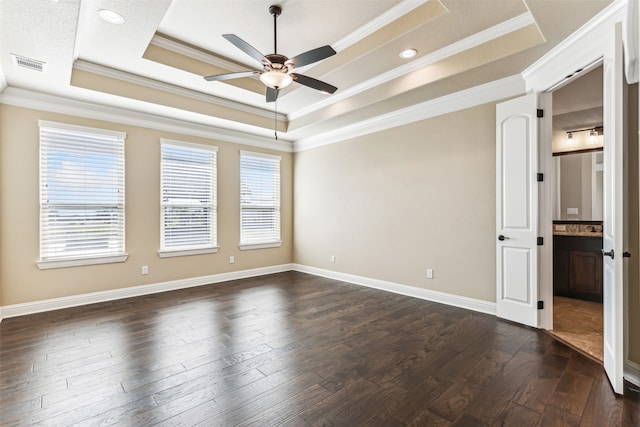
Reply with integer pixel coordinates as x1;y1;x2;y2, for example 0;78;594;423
399;48;418;59
565;126;603;147
99;9;125;24
566;132;574;146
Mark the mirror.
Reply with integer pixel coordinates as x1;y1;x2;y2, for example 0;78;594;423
554;150;603;220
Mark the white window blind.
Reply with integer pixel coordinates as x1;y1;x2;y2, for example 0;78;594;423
240;151;281;248
39;121;126;263
161;140;217;253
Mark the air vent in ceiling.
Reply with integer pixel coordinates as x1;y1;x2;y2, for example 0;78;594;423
11;54;47;72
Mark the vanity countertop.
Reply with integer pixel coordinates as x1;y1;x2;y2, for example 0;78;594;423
553;222;603;237
553;230;603;237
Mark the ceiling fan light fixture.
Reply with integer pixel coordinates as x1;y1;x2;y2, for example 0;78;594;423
260;71;293;89
99;9;124;24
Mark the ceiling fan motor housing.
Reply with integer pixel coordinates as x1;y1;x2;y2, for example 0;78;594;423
264;54;289;72
269;5;282;17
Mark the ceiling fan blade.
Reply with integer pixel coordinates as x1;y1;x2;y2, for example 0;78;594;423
222;34;270;66
286;45;336;68
291;73;337;94
266;87;279;103
204;70;259;82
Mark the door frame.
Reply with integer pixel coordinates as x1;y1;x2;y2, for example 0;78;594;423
524;0;638;392
537;59;604;332
536;28;625;394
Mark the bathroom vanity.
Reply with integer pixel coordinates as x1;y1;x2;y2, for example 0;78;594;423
552;221;603;302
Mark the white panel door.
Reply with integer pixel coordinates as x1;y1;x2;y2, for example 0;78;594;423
496;93;539;327
602;22;624;395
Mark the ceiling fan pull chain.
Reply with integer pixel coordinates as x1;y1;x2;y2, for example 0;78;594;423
274;99;278;140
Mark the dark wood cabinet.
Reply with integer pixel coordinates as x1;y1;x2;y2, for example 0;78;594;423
553;235;603;302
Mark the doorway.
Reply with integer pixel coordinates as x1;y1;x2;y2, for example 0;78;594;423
547;65;604;363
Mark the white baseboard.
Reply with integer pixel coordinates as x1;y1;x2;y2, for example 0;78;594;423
292;264;496;316
0;263;497;322
626;359;640;388
0;264;294;321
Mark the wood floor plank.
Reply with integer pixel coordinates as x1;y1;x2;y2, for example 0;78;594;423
539;404;581;426
512;352;569;412
622;382;640;427
578;372;623;426
548;370;594;417
404;409;451;427
384;375;451;424
328;382;405;426
235;383;331;427
299;377;379;426
203;371;325;426
491;402;541;426
1;271;638;426
448;341;540;424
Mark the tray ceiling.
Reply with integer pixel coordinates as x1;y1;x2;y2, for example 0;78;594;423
0;0;614;144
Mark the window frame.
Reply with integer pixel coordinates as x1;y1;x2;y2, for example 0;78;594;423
158;139;219;258
37;120;127;269
239;150;282;251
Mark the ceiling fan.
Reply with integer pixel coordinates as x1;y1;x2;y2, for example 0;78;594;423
203;4;338;103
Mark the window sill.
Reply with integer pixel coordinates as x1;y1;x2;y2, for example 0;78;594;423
37;254;128;270
239;241;282;251
158;247;219;258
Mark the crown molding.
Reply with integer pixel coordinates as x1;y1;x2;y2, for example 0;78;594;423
0;87;294;152
151;34;249;73
522;0;627;93
293;74;525;152
332;0;429;52
74;60;286;122
289;11;535;121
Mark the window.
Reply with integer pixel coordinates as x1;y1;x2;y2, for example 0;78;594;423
160;139;218;257
38;121;126;269
240;151;281;249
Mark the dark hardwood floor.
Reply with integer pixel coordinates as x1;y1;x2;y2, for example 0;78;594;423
1;271;638;426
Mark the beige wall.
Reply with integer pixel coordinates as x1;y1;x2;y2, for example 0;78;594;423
1;91;637;372
293;103;497;302
0;104;293;305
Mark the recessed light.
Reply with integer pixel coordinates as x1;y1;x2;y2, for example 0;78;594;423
99;9;124;24
399;48;417;59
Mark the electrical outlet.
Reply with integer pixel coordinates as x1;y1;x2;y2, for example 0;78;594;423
427;268;433;279
229;256;235;264
331;255;336;263
142;265;149;275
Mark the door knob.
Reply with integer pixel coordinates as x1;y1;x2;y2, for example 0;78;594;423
602;249;615;259
498;235;509;241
